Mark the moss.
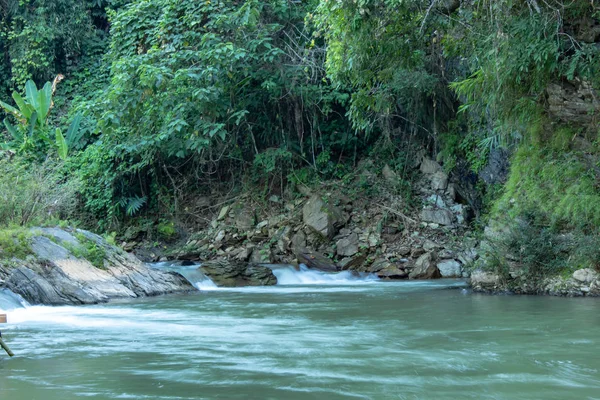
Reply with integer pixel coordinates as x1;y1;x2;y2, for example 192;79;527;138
61;232;108;270
156;221;177;240
0;228;33;259
492;144;600;230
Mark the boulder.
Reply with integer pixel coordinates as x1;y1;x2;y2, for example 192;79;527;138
295;247;338;272
470;270;502;291
201;259;277;287
336;233;359;257
376;265;408;280
420;208;454;226
233;205;256;231
430;171;449;190
572;268;599;284
339;254;367;271
0;228;194;305
437;259;462;278
302;195;345;238
409;252;441;279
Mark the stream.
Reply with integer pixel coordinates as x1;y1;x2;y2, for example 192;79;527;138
1;264;599;399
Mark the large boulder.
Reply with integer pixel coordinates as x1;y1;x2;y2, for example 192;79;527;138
470;270;502;292
437;259;462;278
200;259;277;287
302;195;345;238
0;228;194;305
409;252;441;279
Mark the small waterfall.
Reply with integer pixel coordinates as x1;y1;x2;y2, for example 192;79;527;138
0;288;30;311
148;261;218;291
270;264;379;285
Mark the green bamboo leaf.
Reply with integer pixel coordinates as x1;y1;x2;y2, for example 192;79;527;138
55;128;68;160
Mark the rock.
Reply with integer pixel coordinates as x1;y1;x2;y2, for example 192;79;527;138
437;259;462;278
201;259;277;287
423;239;440;252
291;231;307;250
0;228;194;305
409;252;441;279
250;246;274;264
302;195;345;238
397;246;411;256
382;164;398;183
376;265;408;280
426;194;446;208
431;171;449;190
336;233;359;257
369;259;391;273
420;208;454;226
295;247;338;272
420;158;442;174
470;270;502;291
572;268;599;284
339;254;367;271
214;230;226;243
234;206;256;231
446;183;457;201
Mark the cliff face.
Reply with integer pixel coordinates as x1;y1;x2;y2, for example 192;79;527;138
0;228;194;305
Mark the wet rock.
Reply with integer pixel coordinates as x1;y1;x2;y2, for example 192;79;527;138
339;254;367;271
291;231;307;250
409;252;441;279
376;265;408;280
369;259;391;273
470;270;502;291
303;195;345;238
336;233;359;257
295;247;338;272
201;259;277;287
250;246;274;264
437;259;462;278
420;208;454;226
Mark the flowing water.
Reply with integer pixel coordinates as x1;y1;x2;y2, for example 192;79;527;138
1;265;599;400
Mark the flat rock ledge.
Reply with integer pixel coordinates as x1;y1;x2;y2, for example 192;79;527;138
0;228;194;305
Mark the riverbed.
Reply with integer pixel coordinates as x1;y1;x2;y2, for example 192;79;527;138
1;269;599;399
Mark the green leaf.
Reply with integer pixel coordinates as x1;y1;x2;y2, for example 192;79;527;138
25;80;39;111
55;128;68;160
11;92;34;120
0;100;23;122
66;114;83;146
3;118;22;142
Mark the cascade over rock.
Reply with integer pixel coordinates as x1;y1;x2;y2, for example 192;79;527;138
200;259;277;287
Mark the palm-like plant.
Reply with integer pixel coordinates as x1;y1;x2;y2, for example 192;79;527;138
0;76;82;160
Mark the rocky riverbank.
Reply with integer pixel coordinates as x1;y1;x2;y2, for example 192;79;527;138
0;228;194;305
149;157;480;281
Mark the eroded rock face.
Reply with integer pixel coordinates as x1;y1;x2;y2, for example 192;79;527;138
200;259;277;287
0;228;194;305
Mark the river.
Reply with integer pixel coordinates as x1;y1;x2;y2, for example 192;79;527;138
0;265;599;399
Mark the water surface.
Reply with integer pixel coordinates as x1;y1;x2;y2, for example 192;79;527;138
1;270;599;399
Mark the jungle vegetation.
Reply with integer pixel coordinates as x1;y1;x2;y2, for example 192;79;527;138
1;0;599;248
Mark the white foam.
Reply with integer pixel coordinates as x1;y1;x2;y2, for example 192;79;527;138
272;264;379;285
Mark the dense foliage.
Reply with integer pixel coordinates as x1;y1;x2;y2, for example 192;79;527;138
1;0;599;244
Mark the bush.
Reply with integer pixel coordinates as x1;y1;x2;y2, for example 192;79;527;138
0;156;79;226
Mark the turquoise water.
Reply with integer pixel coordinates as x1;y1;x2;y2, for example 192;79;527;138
0;273;599;399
